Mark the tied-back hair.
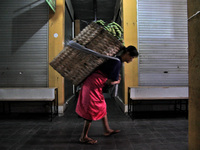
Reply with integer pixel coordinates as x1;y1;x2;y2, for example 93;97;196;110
120;45;139;57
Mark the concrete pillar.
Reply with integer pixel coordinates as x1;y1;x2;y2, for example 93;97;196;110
48;0;65;114
75;19;80;36
188;0;200;149
122;0;138;105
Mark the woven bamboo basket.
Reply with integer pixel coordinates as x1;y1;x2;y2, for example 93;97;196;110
50;22;123;85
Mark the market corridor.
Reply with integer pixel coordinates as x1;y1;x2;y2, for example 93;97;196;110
0;97;188;150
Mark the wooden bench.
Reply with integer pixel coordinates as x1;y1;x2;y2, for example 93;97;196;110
0;88;58;121
128;86;188;119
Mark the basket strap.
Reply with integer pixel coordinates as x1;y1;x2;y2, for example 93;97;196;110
67;41;120;61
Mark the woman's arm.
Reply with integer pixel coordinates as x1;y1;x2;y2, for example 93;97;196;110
106;74;121;85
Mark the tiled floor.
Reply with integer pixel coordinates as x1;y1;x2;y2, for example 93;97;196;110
0;97;188;150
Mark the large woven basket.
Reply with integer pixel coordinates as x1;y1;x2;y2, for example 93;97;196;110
50;22;123;85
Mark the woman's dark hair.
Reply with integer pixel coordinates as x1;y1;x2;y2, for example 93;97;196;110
121;45;139;57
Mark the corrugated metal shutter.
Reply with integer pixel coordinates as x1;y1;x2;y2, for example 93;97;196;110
138;0;188;86
0;0;49;87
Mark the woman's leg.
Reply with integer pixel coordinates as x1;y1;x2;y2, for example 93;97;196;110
102;114;112;133
79;120;97;144
102;114;120;136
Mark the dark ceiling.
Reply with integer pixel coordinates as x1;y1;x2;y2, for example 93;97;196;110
70;0;118;26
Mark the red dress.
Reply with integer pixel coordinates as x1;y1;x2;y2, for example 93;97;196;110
76;71;108;121
76;57;122;121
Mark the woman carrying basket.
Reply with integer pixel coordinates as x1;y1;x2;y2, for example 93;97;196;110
76;45;139;144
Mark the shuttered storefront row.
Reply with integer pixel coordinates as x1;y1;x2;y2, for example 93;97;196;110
138;0;188;86
0;0;49;87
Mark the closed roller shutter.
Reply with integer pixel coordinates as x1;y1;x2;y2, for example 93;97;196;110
0;0;49;87
138;0;188;86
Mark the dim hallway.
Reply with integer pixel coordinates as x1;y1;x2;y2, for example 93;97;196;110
0;97;188;150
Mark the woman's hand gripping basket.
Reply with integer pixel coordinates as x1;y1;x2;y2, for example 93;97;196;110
50;22;123;86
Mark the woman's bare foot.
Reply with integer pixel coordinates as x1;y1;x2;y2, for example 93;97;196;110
79;137;97;144
104;129;120;137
